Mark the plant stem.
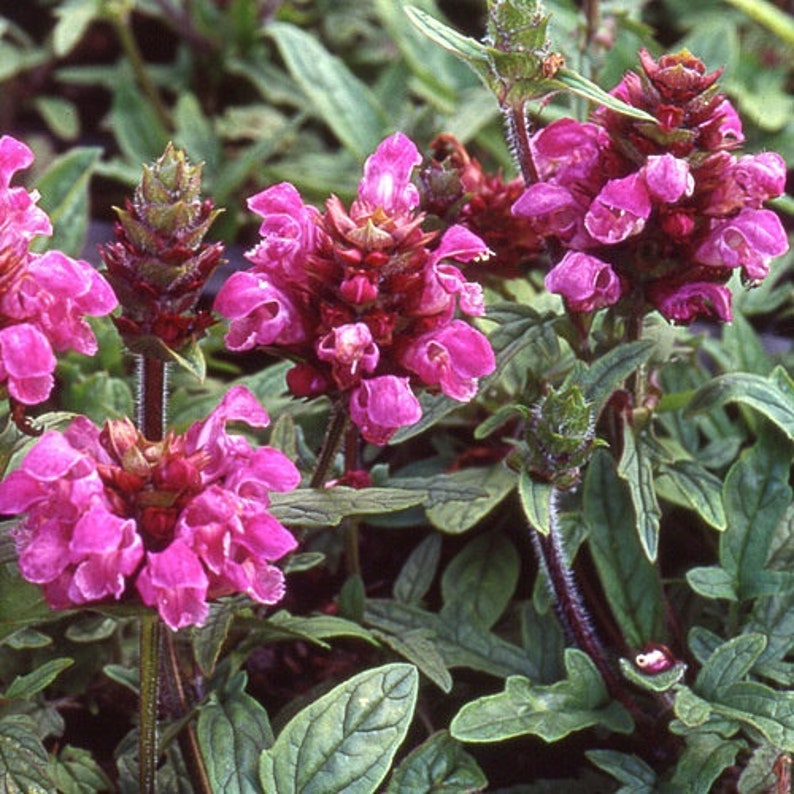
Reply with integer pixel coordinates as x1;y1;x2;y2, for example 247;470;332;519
138;357;167;441
530;488;631;707
108;8;172;131
139;612;161;794
504;101;539;186
309;399;350;489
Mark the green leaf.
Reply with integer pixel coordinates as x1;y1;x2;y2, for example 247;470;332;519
4;658;74;700
33;147;102;257
267;22;387;158
192;602;234;677
393;534;442;605
656;459;727;531
33;96;80;141
720;430;793;600
518;469;553;535
671;734;744;794
47;744;114;794
365;599;536;680
576;339;656;417
685;367;794;441
198;672;274;793
618;657;687;693
586;450;664;648
440;532;519;630
685;566;737;601
450;649;633;743
259;663;418;794
424;466;515;535
716;680;794;751
0;565;55;644
52;0;101;57
373;629;452;693
0;716;52;792
674;686;713;728
617;426;661;561
586;750;656;793
695;633;767;700
551;68;656;120
246;611;377;650
386;730;487;793
173;92;221;176
110;76;170;168
270;486;427;528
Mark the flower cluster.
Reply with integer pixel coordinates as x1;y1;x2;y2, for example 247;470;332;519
214;133;496;444
513;49;790;323
0;386;299;630
0;135;117;407
417;133;543;279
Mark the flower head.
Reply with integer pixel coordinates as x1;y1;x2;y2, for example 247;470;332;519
100;143;224;359
512;49;790;324
0;386;299;630
215;133;496;444
0;136;117;415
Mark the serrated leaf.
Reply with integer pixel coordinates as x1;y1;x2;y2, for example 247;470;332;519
197;672;273;793
577;340;656;417
386;730;487;793
617;426;661;561
394;534;442;605
270;486;426;528
32;147;101;257
715;680;794;751
4;657;74;700
450;649;633;743
656;459;727;531
671;733;744;794
0;716;52;792
47;744;113;794
259;663;418;794
440;532;519;630
720;429;793;601
695;633;767;700
586;750;656;793
518;469;553;535
685;367;794;441
674;687;713;728
267;22;387;158
585;450;664;648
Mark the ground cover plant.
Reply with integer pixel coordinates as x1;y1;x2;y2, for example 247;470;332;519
0;0;793;791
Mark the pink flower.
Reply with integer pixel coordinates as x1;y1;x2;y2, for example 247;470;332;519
545;252;623;312
215;133;495;444
0;135;118;409
401;320;496;402
585;173;652;245
356;132;422;214
349;376;422;445
649;281;733;324
213;271;308;351
0;387;300;630
695;209;789;280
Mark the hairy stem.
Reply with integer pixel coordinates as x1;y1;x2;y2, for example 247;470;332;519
504;101;539;186
138;613;161;794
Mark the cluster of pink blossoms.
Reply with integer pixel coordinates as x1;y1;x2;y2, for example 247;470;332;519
513;50;790;323
214;132;496;444
0;386;299;630
0;136;117;406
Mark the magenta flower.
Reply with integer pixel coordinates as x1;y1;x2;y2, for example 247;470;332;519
215;133;496;444
545;252;623;313
0;386;299;631
512;50;790;324
0;135;117;409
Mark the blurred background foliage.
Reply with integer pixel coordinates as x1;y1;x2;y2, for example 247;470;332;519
1;0;791;246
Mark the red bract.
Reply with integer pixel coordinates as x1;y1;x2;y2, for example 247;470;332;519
512;49;790;324
215;133;496;444
0;386;299;631
0;136;118;406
